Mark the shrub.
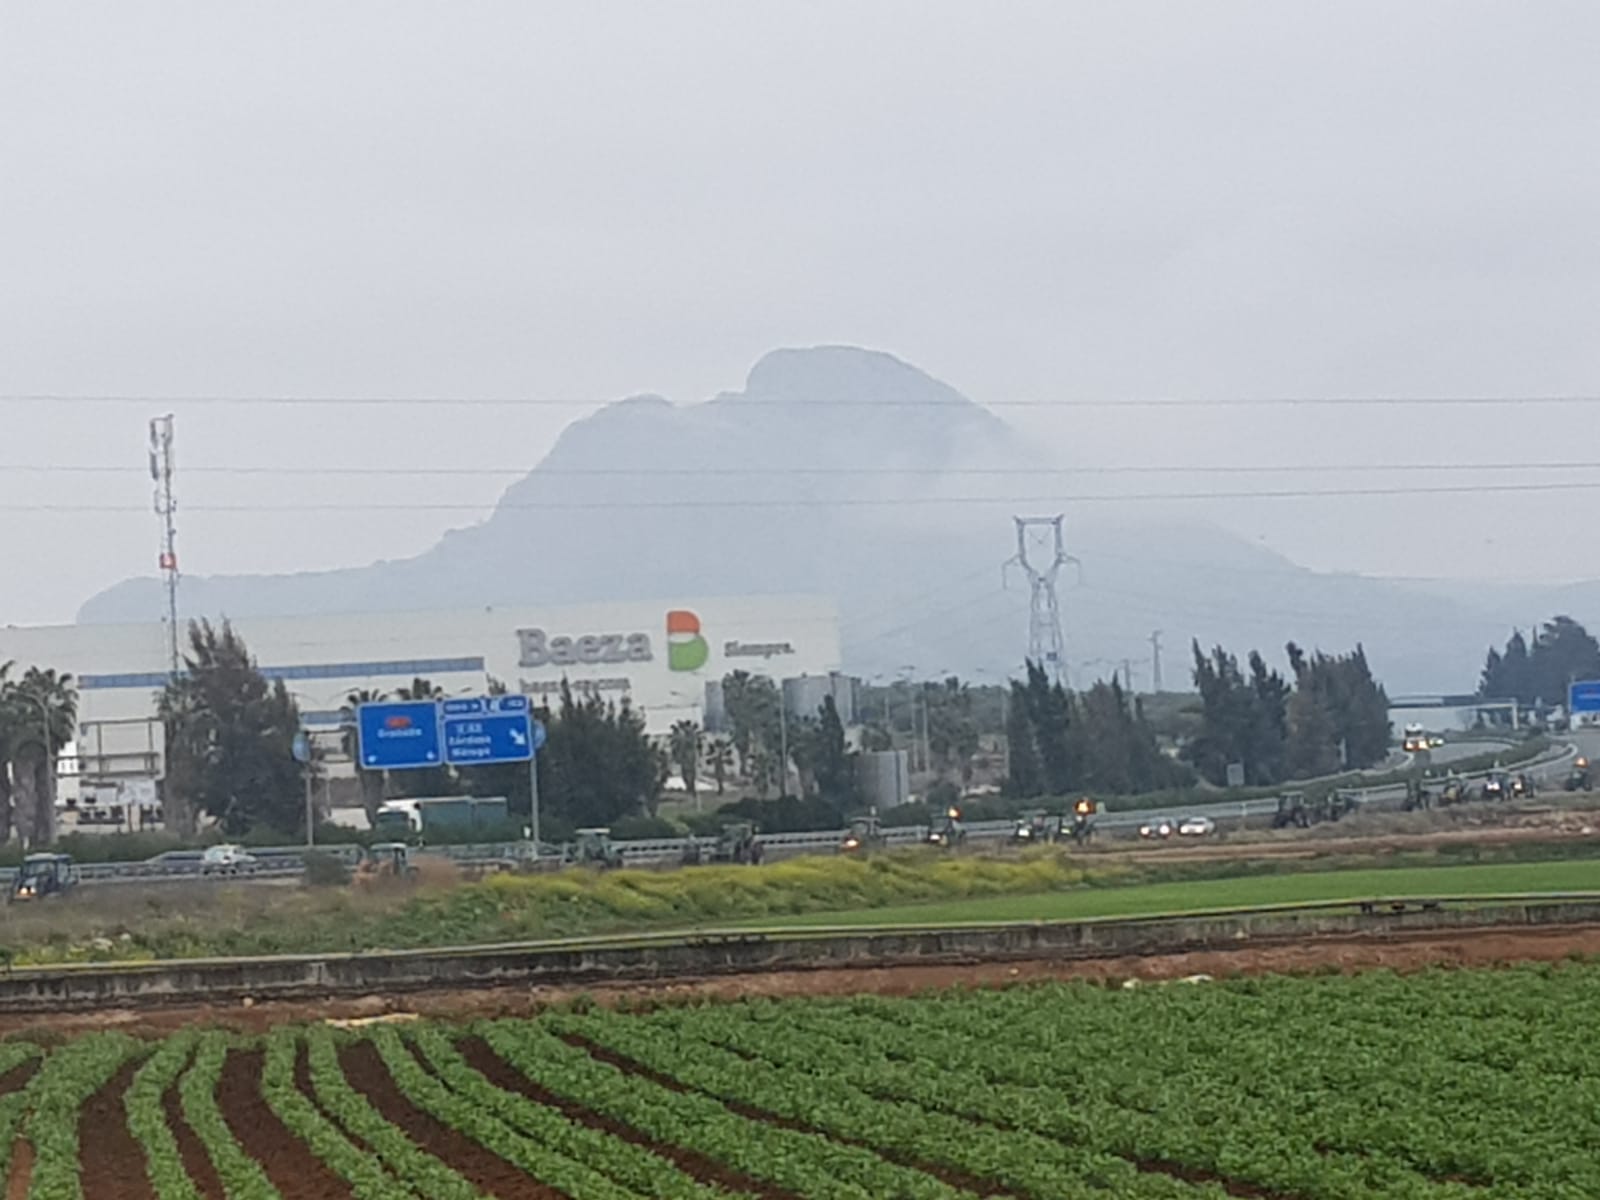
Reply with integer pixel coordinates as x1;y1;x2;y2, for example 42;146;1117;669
303;850;351;887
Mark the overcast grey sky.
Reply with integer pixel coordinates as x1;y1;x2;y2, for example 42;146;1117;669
3;1;1598;626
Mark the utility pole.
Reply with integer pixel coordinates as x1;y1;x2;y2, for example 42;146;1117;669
149;415;180;678
1122;659;1134;694
1150;630;1163;693
1003;516;1078;687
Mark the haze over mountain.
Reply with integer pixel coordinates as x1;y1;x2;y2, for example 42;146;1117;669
79;347;1576;694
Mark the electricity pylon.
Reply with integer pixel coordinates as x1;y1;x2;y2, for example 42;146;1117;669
1003;515;1079;686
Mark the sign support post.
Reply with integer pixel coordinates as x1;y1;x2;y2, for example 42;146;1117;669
528;753;540;854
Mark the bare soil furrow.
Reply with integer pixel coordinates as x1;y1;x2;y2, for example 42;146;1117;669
218;1049;351;1200
78;1057;154;1200
160;1079;223;1200
337;1041;565;1200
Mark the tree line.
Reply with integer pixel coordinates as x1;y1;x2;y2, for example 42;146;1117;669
1005;663;1190;799
1479;616;1600;708
1185;641;1390;786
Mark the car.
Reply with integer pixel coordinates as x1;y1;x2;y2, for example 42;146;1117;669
1138;819;1174;840
1177;816;1216;837
200;844;258;875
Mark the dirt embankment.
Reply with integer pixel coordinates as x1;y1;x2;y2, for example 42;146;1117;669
3;922;1597;1041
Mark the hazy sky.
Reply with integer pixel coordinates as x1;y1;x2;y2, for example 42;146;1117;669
4;1;1599;626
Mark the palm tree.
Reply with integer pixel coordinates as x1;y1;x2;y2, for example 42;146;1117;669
703;737;734;796
339;688;390;825
668;720;701;807
397;677;444;702
749;749;776;800
4;666;78;847
0;661;17;843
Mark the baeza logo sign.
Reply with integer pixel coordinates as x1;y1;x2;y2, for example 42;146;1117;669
667;610;709;671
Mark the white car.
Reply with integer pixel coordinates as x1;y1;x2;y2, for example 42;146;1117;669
200;844;259;875
1177;816;1216;837
1138;819;1174;840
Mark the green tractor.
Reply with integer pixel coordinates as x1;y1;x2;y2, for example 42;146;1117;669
924;808;966;849
569;827;626;869
1566;757;1593;793
840;814;888;854
1069;797;1098;845
1012;809;1061;845
683;822;765;866
1272;791;1311;829
355;842;419;886
10;853;79;902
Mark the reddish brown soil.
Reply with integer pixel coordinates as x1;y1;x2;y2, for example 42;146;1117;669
77;1057;154;1200
336;1041;564;1200
0;1063;36;1098
161;1079;223;1200
457;1035;799;1200
216;1049;350;1199
5;1140;31;1200
4;923;1600;1043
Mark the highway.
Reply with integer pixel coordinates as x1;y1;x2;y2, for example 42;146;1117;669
8;738;1581;890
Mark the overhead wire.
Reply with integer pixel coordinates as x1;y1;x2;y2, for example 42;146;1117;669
3;392;1600;409
6;460;1600;477
11;478;1600;511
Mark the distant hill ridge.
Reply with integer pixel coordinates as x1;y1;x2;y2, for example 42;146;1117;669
76;346;1581;691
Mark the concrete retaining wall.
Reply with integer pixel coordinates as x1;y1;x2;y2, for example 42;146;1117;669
5;899;1599;1012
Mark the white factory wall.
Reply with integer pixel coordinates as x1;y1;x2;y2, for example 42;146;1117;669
0;594;841;742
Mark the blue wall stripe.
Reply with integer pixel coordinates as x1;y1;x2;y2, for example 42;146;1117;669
81;656;486;690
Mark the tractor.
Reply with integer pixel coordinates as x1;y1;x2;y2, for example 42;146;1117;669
1404;778;1434;812
1480;772;1509;802
1566;757;1593;792
1323;790;1360;821
1272;791;1312;829
1069;797;1098;845
925;808;966;849
840;814;888;854
569;827;626;869
683;822;765;866
355;842;419;886
1012;810;1061;845
10;854;78;902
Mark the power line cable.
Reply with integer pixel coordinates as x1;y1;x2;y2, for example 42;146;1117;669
10;478;1600;512
8;460;1600;478
4;391;1600;409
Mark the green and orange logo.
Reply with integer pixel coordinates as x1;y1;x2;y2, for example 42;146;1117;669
666;609;709;671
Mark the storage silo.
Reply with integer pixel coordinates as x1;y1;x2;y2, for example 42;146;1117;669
782;672;858;724
856;749;910;809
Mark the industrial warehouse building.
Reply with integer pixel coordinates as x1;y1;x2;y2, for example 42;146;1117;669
0;593;843;815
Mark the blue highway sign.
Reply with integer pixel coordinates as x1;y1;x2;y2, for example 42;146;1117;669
1571;680;1600;715
442;695;534;766
356;701;443;770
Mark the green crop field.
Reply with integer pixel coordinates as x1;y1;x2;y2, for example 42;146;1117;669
745;856;1600;928
5;962;1600;1197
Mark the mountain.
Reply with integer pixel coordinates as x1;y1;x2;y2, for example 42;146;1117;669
77;346;1563;692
